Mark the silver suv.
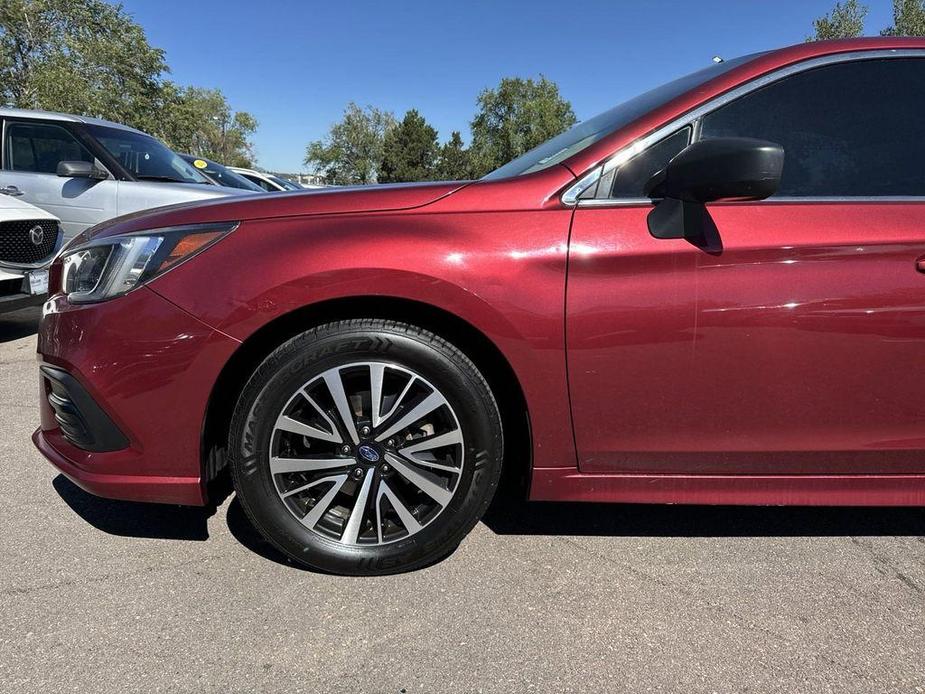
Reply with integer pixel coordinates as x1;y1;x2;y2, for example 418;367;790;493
0;108;254;241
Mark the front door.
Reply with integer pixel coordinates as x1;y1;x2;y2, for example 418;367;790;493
566;55;925;475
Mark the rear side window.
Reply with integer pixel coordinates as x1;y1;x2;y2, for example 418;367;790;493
700;58;925;197
245;174;277;191
610;127;691;198
4;122;93;174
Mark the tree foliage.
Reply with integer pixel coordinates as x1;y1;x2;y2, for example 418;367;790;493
468;76;576;177
810;0;925;39
160;86;257;167
881;0;925;34
379;109;439;183
305;103;396;184
0;0;257;166
809;0;868;39
436;131;472;181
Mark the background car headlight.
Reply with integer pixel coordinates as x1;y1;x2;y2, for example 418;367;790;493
60;222;237;304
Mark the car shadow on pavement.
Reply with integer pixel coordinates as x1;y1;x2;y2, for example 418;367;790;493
0;306;40;344
482;496;925;538
51;474;925;572
53;475;211;541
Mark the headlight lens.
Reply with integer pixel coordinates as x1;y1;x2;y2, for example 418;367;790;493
60;222;236;304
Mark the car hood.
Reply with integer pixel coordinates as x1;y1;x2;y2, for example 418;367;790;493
88;181;472;239
0;194;58;219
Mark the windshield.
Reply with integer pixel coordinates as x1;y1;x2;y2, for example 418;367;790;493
270;175;301;190
86;124;210;184
482;53;762;181
181;155;263;191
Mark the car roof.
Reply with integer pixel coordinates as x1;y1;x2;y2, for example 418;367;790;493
228;166;266;177
0;107;147;134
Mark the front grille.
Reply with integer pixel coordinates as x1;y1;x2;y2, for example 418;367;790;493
0;219;58;264
0;277;23;297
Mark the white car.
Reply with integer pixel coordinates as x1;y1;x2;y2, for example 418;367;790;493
227;167;304;192
0;194;61;314
0;108;254;242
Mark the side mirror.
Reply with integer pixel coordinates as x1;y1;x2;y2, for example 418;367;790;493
644;137;784;240
57;160;108;180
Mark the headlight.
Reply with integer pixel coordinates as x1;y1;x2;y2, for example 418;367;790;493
60;222;237;304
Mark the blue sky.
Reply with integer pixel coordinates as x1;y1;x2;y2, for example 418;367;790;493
118;0;894;172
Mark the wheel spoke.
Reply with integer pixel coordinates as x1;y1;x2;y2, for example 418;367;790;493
323;368;360;445
270;456;354;475
275;414;342;444
369;364;386;428
299;474;349;529
342;468;375;544
375;375;416;428
375;391;446;443
378;480;422;537
282;473;344;499
384;452;453;506
398;430;463;472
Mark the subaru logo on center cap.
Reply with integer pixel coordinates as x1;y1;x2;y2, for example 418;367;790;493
29;225;44;246
357;444;380;463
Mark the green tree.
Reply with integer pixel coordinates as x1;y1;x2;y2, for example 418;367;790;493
0;0;168;132
0;0;258;164
305;103;396;184
378;109;439;183
468;76;576;178
436;131;472;180
808;0;868;40
160;86;257;166
881;0;925;34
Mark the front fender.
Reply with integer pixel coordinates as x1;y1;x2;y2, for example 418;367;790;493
149;210;577;469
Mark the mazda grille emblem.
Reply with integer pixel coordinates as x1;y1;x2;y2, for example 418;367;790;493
29;225;44;246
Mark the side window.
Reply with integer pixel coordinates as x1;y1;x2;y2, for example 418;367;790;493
701;58;925;197
247;175;276;192
609;127;690;198
4;122;93;174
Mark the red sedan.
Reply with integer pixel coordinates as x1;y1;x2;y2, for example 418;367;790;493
34;38;925;574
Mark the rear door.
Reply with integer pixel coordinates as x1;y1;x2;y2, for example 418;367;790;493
0;119;117;239
566;54;925;475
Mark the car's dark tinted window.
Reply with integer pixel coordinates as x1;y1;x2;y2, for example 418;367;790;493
610;127;691;198
4;122;93;174
244;174;277;191
701;58;925;197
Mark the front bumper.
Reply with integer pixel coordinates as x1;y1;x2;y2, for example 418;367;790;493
34;286;240;505
0;274;44;313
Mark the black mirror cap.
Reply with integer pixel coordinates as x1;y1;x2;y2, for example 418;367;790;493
644;137;784;203
57;160;108;179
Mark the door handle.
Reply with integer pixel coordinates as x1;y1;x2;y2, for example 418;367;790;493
0;185;23;197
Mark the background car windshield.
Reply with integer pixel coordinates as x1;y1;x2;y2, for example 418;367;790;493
86;125;209;184
180;155;263;191
482;52;763;181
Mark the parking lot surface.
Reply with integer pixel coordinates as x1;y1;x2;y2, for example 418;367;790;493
1;305;924;693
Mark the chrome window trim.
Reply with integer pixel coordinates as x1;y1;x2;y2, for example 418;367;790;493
561;48;925;207
573;196;925;209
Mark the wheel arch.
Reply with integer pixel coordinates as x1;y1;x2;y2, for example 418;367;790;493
200;295;532;504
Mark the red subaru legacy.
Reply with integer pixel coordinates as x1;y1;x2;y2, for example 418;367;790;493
34;38;925;574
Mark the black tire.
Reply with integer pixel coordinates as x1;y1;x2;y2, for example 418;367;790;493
228;319;504;575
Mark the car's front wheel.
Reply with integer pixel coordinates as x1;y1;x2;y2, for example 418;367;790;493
228;319;503;575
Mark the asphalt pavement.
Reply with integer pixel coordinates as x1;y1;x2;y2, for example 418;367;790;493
1;305;924;693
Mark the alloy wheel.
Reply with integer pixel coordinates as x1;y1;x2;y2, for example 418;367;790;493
269;361;465;546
